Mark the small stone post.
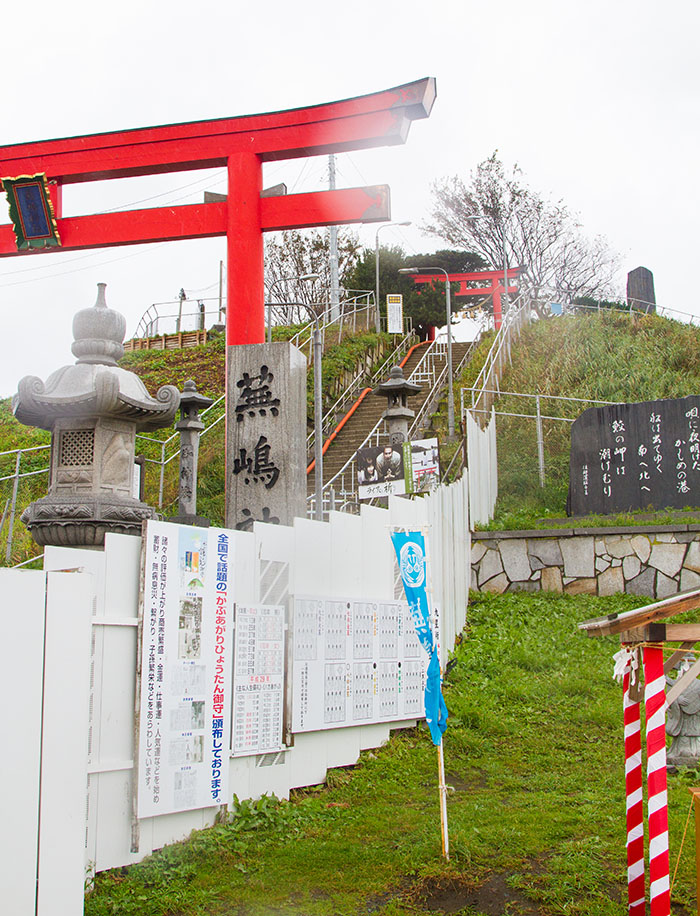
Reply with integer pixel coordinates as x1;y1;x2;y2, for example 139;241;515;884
170;379;213;527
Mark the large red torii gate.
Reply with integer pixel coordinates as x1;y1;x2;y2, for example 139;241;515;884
409;266;522;329
0;78;436;345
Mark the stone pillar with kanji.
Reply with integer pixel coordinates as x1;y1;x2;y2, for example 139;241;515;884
225;343;306;530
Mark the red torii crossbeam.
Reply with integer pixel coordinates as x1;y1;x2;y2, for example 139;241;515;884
0;78;436;345
408;267;522;330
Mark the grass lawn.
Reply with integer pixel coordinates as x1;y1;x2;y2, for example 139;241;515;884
85;591;700;915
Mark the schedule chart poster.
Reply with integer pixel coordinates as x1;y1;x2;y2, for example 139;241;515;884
232;604;285;756
138;520;233;818
291;597;426;733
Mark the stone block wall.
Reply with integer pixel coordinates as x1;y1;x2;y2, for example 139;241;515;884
472;525;700;599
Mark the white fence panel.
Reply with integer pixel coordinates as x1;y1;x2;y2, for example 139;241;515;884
38;571;93;916
2;570;47;916
467;407;498;526
360;502;395;599
5;475;471;912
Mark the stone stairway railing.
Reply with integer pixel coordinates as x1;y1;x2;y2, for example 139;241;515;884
308;339;474;514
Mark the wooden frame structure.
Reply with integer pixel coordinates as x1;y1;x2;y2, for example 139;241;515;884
580;588;700;916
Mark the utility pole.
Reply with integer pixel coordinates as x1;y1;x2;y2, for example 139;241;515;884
218;260;224;323
328;154;340;322
176;287;186;333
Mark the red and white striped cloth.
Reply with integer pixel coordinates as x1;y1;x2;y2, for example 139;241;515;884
643;645;670;916
623;661;645;915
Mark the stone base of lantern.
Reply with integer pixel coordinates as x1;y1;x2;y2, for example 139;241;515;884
21;494;157;547
168;513;211;528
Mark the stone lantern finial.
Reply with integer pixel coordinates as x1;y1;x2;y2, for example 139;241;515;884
71;281;127;366
13;283;180;547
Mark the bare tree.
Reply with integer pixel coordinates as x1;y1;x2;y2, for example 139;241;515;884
264;228;361;323
425;153;620;304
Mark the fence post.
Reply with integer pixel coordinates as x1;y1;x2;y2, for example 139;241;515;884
6;451;22;564
158;441;166;510
536;395;545;487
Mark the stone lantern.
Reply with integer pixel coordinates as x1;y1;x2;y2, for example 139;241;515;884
373;364;421;445
13;283;180;547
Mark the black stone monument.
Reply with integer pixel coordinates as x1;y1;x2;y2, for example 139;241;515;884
568;396;700;515
627;266;656;314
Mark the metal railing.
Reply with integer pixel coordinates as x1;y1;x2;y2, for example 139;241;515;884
310;336;459;511
461;291;534;422
133;296;224;339
306;326;417;455
465;388;617;487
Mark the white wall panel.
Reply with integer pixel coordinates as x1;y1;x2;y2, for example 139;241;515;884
360;503;394;599
8;478;470;897
328;511;363;596
37;571;93;916
1;570;47;916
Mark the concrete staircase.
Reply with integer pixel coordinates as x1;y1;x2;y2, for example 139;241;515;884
307;340;473;499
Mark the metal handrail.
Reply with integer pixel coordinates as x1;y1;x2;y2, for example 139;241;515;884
306;326;417;453
408;337;480;441
312;337;451;503
134;295;224;339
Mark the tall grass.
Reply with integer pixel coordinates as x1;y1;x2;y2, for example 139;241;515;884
482;311;700;527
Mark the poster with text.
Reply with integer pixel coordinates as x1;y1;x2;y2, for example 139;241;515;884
291;597;426;732
138;520;233;818
406;438;441;494
232;604;285;756
356;444;406;500
386;294;403;334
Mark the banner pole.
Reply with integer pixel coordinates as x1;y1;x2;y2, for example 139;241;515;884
424;525;450;861
437;739;450;860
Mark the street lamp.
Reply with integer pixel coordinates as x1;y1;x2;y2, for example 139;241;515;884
375;221;411;333
265;273;319;343
399;265;456;439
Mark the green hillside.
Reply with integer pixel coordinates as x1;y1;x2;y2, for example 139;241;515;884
476;309;700;528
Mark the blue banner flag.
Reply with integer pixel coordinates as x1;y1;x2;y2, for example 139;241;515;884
390;530;448;745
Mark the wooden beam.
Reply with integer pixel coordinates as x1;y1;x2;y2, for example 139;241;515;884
0;79;435;184
664;642;699;673
0;185;390;257
666;654;700;706
579;588;700;638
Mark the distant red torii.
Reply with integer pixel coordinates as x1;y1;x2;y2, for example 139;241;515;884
407;266;522;329
0;78;436;345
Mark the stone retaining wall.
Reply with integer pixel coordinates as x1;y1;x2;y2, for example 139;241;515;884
472;525;700;599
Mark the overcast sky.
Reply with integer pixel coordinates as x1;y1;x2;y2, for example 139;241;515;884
0;0;696;396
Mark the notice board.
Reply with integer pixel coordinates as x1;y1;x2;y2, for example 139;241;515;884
231;604;285;756
291;597;427;732
137;521;233;818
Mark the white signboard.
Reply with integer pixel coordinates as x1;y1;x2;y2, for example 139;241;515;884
232;604;285;756
386;294;403;334
291;597;426;732
406;437;441;493
138;520;233;818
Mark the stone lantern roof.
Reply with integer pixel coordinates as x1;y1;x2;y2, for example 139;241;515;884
372;364;421;404
13;283;180;548
13;283;179;431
